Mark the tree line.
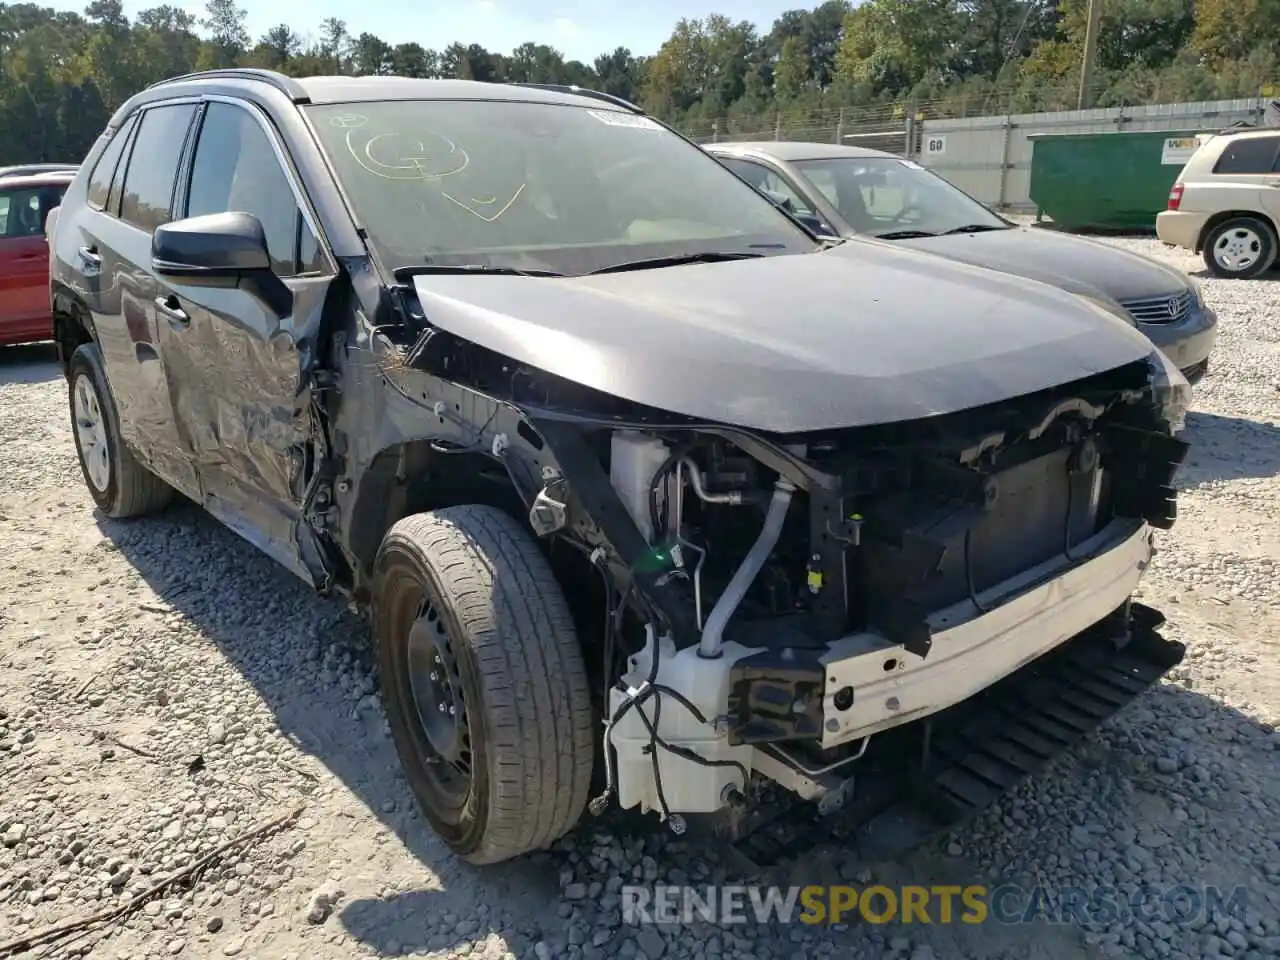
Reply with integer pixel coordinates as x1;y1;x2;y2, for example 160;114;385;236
1;0;1277;164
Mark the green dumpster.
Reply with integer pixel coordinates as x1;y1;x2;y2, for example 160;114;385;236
1028;129;1210;230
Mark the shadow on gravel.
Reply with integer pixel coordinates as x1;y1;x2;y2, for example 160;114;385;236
92;500;1279;960
1185;266;1280;282
0;341;60;385
1179;411;1280;483
93;500;569;955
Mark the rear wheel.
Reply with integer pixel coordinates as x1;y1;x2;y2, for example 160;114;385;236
371;505;595;864
68;343;173;518
1202;216;1276;279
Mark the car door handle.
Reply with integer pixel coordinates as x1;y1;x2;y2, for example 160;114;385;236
155;295;189;327
77;245;101;267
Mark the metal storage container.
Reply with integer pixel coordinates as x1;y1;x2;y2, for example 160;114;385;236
1028;130;1210;230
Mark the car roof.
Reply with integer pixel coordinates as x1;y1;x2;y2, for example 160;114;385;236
1200;127;1280;153
295;76;625;108
107;71;644;133
705;140;896;162
0;170;76;190
136;70;633;111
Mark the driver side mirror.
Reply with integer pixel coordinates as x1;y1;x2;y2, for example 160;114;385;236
152;211;293;318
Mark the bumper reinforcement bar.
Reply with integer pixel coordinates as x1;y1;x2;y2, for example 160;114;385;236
726;603;1184;873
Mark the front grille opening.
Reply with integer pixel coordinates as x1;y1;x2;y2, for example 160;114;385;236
1121;290;1194;325
849;445;1109;627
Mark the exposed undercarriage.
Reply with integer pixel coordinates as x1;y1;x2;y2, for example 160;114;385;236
327;289;1192;864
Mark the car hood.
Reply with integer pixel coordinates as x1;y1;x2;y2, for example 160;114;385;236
893;225;1192;302
410;242;1157;433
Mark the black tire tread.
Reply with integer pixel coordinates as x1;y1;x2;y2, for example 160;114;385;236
381;504;594;864
110;439;174;518
69;344;173;519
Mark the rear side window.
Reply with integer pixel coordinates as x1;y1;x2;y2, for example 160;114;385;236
719;156;764;185
107;121;139;215
37;185;66;233
86;113;138;210
1212;136;1280;175
717;157;816;216
0;188;34;236
119;103;198;232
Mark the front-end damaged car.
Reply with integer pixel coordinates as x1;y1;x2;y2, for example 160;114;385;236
50;71;1191;868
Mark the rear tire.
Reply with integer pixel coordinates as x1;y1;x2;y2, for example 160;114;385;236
371;505;595;865
1202;216;1276;279
68;343;173;518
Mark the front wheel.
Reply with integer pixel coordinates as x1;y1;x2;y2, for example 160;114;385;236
1202;216;1276;279
371;505;595;865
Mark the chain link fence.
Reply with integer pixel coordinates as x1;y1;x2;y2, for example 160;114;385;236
676;79;1277;210
676;78;1277;148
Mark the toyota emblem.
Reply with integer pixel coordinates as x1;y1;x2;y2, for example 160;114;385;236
1167;296;1181;318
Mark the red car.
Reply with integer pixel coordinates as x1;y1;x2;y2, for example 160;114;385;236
0;170;76;347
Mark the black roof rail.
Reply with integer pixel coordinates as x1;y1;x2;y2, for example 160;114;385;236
505;82;643;114
147;68;310;103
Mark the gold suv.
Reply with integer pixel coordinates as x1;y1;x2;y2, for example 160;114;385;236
1157;128;1280;279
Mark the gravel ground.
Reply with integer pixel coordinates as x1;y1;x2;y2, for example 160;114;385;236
1;234;1278;960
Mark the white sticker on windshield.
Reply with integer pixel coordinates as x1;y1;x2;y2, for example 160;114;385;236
588;109;662;130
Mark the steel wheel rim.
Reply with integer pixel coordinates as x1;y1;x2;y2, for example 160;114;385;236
405;597;473;808
73;374;110;493
1214;227;1262;272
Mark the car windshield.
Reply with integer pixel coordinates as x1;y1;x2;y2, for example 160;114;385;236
303;99;819;276
792;156;1010;238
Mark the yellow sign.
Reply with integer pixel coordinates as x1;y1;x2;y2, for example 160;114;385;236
1161;137;1200;165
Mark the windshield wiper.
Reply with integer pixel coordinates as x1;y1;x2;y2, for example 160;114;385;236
586;251;765;275
872;229;938;240
939;224;1010;235
394;263;566;281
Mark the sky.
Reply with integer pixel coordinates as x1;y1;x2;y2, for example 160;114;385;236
66;0;812;63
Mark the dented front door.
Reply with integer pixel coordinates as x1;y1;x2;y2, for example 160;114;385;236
157;99;336;585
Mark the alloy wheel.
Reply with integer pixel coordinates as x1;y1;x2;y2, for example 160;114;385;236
73;373;110;493
1213;226;1262;273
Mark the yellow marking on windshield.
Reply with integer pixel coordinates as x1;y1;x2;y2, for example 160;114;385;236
347;129;470;181
441;184;527;222
338;119;531;222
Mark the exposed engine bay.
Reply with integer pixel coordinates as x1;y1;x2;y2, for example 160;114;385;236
588;364;1187;830
360;299;1191;842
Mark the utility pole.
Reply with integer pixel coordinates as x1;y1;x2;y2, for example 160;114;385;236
1077;0;1102;110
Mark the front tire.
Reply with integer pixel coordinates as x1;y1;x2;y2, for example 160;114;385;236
68;343;173;518
1202;216;1276;278
371;505;595;865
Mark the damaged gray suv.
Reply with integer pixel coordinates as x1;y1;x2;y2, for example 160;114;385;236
51;70;1193;868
